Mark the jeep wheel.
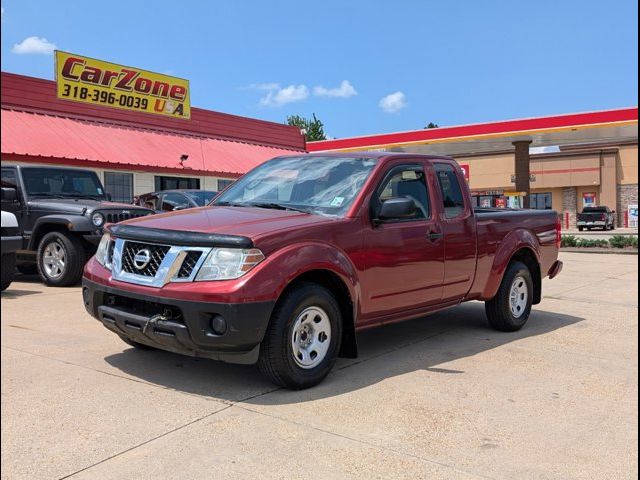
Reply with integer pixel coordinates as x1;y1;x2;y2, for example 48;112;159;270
37;232;86;287
1;253;16;291
258;282;342;389
485;261;533;332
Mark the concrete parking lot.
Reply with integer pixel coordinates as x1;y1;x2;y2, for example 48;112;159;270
1;252;637;480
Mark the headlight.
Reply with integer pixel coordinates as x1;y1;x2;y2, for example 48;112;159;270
95;233;112;269
92;212;105;227
195;248;265;281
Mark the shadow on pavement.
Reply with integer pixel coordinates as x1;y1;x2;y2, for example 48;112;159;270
104;302;583;404
1;289;41;299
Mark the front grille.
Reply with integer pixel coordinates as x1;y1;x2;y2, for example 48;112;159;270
177;251;203;278
121;241;170;277
104;211;148;223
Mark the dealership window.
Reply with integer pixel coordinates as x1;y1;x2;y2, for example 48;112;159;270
217;179;234;191
104;172;133;203
154;176;200;191
530;192;552;210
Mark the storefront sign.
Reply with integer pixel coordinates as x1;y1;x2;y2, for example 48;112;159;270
459;164;470;181
55;51;190;119
495;197;507;208
582;192;596;207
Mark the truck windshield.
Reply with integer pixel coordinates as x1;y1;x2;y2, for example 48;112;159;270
213;156;377;216
21;168;106;199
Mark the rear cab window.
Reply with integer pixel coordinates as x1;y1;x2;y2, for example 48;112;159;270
434;163;466;218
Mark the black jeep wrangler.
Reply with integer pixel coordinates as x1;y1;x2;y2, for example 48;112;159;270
1;165;153;286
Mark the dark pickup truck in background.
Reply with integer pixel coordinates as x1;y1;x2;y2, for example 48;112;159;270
1;165;153;286
577;206;616;231
83;153;562;389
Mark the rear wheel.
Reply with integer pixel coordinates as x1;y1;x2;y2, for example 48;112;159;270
485;261;533;332
1;253;16;291
578;227;584;232
258;282;342;389
37;232;86;286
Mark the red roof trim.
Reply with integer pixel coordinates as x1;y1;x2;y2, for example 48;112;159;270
308;107;638;152
1;71;306;151
2;154;243;178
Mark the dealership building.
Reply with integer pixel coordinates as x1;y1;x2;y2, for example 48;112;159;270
1;70;637;228
1;71;305;202
308;108;638;228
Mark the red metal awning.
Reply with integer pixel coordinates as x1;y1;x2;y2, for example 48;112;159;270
1;109;303;176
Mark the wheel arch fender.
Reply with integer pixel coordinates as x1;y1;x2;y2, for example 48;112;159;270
28;215;92;250
482;229;542;303
250;242;361;358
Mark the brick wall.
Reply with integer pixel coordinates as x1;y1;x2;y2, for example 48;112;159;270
617;184;638;227
562;187;578;228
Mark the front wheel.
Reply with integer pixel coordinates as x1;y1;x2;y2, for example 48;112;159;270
258;282;342;389
1;253;16;291
37;232;86;286
485;261;533;332
578;227;584;232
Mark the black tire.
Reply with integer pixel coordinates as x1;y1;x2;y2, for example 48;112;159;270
17;264;38;275
36;231;86;287
1;253;16;291
485;261;533;332
118;335;155;350
258;282;342;389
578;227;584;232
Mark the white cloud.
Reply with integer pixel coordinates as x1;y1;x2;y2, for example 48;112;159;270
259;84;309;107
379;91;407;113
313;80;357;98
11;36;56;55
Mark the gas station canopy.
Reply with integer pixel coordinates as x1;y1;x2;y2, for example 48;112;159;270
307;107;638;155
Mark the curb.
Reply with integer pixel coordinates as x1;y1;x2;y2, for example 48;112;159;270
561;248;638;255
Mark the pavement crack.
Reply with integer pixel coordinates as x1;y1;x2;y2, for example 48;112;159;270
57;405;233;480
234;403;498;480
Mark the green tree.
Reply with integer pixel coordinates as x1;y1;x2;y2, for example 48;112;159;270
425;122;439;129
287;113;327;141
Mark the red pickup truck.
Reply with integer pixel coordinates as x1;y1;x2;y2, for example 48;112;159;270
83;153;563;389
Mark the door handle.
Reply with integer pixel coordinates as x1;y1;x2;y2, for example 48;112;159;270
427;232;443;241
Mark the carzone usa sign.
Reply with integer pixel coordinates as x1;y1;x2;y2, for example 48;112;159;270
55;51;190;119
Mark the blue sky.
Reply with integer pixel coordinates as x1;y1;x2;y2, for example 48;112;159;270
1;0;638;138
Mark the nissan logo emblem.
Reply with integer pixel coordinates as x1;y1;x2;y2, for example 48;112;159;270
133;249;152;270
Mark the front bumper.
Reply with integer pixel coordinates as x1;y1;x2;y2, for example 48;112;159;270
82;278;275;364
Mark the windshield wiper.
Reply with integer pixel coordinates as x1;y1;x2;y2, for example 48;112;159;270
215;201;251;208
28;192;68;199
65;193;104;200
248;202;310;214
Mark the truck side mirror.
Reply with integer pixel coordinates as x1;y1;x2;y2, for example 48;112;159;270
378;197;416;221
105;193;112;201
1;187;17;202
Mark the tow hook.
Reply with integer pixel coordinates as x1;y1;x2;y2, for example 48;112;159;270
143;308;172;334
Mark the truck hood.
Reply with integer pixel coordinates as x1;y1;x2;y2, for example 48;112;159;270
28;198;151;215
121;206;337;239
